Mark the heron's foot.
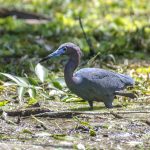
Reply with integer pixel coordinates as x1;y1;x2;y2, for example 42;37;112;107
104;103;113;109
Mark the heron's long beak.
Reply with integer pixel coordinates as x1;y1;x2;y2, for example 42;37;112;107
39;48;65;63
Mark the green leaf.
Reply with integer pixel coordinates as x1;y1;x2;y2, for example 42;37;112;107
28;88;36;98
18;87;26;101
89;129;96;136
0;86;4;92
0;73;29;87
41;92;50;99
35;63;49;83
3;82;17;86
52;80;63;90
22;129;32;134
27;98;38;106
136;67;150;74
16;77;29;86
28;77;38;86
0;100;10;107
0;73;21;85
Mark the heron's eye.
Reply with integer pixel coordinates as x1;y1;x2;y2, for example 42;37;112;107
63;46;67;51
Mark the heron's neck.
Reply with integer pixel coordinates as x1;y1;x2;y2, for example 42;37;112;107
64;56;79;87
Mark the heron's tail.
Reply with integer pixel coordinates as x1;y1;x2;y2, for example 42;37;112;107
115;91;137;99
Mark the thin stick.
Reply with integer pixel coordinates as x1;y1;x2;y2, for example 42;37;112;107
110;112;123;119
54;121;63;131
141;119;150;126
1;112;16;125
31;115;47;130
4;107;51;116
79;16;94;56
34;110;150;118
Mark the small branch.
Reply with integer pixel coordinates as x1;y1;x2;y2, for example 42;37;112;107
0;8;50;20
34;110;150;118
141;120;150;126
145;120;150;126
35;111;79;118
31;115;47;130
79;16;94;56
54;121;63;131
4;107;51;117
110;112;123;119
2;108;150;117
87;51;101;66
1;112;16;125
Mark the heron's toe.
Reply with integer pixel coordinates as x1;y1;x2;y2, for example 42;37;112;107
104;103;113;109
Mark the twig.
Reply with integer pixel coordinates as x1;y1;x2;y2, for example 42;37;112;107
141;119;150;126
3;108;150;117
145;120;150;126
5;107;51;116
0;8;50;20
110;112;123;119
34;110;150;118
54;121;63;131
1;112;16;125
87;51;101;66
35;111;78;118
79;16;94;56
31;115;47;130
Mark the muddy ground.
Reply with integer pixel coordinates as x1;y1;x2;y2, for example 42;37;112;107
0;99;150;150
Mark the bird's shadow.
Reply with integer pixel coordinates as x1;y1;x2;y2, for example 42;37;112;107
69;104;123;111
70;106;106;111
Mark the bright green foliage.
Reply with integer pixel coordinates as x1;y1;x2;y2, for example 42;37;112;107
74;116;97;136
0;0;149;75
0;100;9;107
0;0;149;57
27;98;38;106
0;73;41;101
35;63;49;83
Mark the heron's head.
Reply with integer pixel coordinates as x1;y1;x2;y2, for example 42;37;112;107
39;42;82;63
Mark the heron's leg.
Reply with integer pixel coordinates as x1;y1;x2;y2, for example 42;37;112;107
88;101;93;110
104;96;114;108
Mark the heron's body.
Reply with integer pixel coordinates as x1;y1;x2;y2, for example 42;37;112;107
69;68;134;108
40;42;135;109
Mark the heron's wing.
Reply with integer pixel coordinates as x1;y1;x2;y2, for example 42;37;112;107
75;68;134;92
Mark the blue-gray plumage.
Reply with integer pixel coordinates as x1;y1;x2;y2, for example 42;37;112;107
39;42;135;109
